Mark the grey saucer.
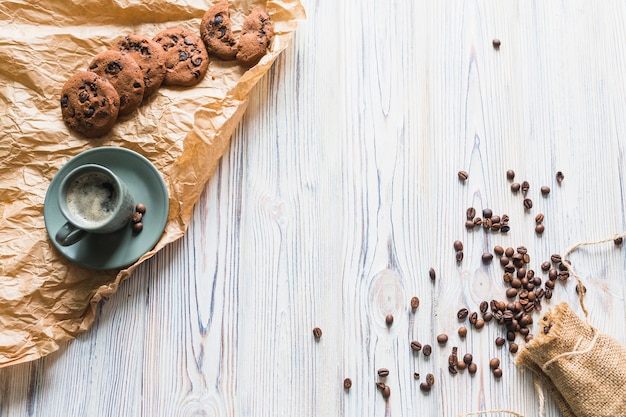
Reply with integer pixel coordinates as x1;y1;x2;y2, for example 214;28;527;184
44;147;169;270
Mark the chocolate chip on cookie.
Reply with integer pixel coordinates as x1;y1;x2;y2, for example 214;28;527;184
112;34;166;98
153;28;210;87
236;7;274;67
200;1;238;61
60;71;120;138
88;50;145;116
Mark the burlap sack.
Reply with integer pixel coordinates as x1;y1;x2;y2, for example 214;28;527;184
516;302;626;417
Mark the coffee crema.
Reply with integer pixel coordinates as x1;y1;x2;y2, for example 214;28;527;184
66;172;118;226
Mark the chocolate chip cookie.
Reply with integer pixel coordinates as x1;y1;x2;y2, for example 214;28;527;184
153;28;209;87
60;71;120;138
88;50;145;115
112;34;166;98
200;1;238;61
236;8;274;67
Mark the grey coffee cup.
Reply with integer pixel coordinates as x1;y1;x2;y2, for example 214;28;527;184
56;164;135;246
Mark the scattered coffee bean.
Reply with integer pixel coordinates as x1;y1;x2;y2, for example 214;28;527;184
556;171;564;183
506;169;515;180
135;203;147;214
426;373;435;386
468;363;477;374
457;308;469;320
505;288;518;298
492;38;501;49
429;267;436;281
458;326;468;337
511;182;521;192
535;213;544;224
551;254;562;263
378;368;389;377
466;207;476;220
313;327;322;339
437;334;449;345
523;198;533;209
505;247;514;257
453;240;464;251
385;314;394;327
422;344;432;356
343;378;352;389
474;217;483;226
410;341;422;351
132;222;144;233
458;170;469;181
410;296;420;311
479;301;489;313
493;368;503;378
413;372;420;380
474;318;485;329
420;382;431;392
521;181;530;194
448;365;458;375
382;385;391;399
456;360;467;370
489;358;500;369
483;208;493;219
541;186;550;195
132;212;143;223
482;253;494;264
483;312;494;322
495;337;506;347
465;220;475;229
535;224;545;234
494;245;504;256
469;312;478;325
463;353;473;364
548;268;558;280
615;237;623;246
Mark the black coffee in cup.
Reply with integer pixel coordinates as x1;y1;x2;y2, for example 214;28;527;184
65;172;119;226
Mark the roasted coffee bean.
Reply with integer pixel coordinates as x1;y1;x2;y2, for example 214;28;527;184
541;261;551;271
500;256;510;267
132;222;144;233
385;314;394;326
483;208;493;219
516;246;527;255
382;385;391;399
523;198;533;209
545;289;553;299
521;181;530;194
517;267;527;279
556;171;564;183
474;217;483;226
468;362;478;374
420;382;431;392
313;327;322;339
466;207;476;220
463;353;473;364
343;378;352;389
506;169;515;180
426;373;435;386
410;296;420;311
132;212;143;223
437;334;449;345
495;337;506;347
474;319;485;329
413;372;420;380
491;223;501;232
491;215;501;224
457;308;469;320
492;38;501;49
558;271;570;281
479;301;489;313
448;353;457;367
525;334;534;343
453;240;464;251
502;214;510;223
448;365;458;375
135;203;147;214
429;267;436;281
511;182;521;192
507;330;516;341
458;326;468;337
545;279;555;290
483;312;494;322
509;343;519;354
489;358;500;369
482;253;494;263
456;251;464;262
548;268;558;280
422;344;432;356
519;327;530;337
465;220;475;229
505;247;515;257
456;361;467;370
410;341;422;351
535;224;545;234
378;368;389;377
469;312;478;325
494;245;504;256
551;254;562;263
541;185;550;195
458;170;469;181
490;300;499;311
492;368;503;378
500;224;510;233
615;237;623;246
504;263;515;273
535;213;544;223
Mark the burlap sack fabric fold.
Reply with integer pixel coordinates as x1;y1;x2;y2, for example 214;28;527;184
517;302;626;417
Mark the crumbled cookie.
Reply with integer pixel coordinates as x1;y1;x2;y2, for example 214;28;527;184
153;28;209;87
112;34;166;98
236;7;274;67
200;1;238;61
60;71;120;138
88;50;145;116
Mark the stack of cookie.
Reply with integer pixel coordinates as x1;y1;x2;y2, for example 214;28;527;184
60;1;274;138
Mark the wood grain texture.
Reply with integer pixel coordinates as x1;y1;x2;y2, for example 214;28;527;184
2;1;626;416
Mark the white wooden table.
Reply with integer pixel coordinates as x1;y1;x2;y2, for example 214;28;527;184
2;1;626;416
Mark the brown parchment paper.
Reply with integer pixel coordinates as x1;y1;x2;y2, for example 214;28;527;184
0;0;305;368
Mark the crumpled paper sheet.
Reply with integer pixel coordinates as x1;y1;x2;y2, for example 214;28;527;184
0;0;305;368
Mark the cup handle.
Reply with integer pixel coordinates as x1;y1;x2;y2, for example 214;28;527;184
55;222;87;246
